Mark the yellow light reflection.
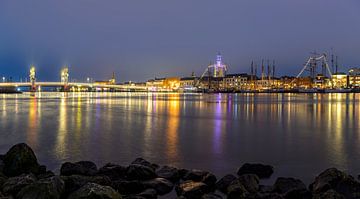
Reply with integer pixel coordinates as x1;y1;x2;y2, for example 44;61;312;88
27;97;38;146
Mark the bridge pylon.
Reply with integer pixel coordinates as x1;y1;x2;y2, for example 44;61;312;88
61;67;69;91
29;65;36;92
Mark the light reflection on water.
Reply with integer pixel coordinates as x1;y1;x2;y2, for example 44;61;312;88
0;92;360;183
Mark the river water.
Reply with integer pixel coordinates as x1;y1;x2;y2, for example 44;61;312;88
0;92;359;184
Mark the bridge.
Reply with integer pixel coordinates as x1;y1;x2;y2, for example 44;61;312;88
0;66;147;92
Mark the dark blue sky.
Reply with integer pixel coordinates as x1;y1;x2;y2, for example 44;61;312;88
0;0;359;82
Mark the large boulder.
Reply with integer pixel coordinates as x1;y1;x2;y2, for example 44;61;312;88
136;189;157;199
16;176;64;199
3;143;40;177
98;163;127;181
215;174;237;193
143;178;174;195
60;161;98;176
182;169;209;181
227;179;247;199
312;189;345;199
273;177;307;194
237;163;274;179
131;158;158;170
61;175;111;196
238;174;260;193
67;182;121;199
111;180;145;195
182;169;216;187
2;173;36;195
126;164;156;180
175;180;209;199
309;168;348;193
310;168;360;198
156;166;180;182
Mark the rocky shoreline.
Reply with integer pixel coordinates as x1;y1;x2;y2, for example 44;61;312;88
0;143;358;199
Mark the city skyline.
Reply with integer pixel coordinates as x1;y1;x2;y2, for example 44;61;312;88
1;0;360;81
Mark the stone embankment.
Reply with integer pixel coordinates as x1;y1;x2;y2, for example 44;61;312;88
0;143;359;198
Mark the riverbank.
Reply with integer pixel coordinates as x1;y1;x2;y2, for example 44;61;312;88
0;143;359;198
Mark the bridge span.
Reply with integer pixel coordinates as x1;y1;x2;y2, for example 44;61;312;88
0;82;147;92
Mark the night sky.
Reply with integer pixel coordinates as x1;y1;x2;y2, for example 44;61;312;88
0;0;359;82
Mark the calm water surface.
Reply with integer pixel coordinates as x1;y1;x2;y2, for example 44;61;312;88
0;92;360;184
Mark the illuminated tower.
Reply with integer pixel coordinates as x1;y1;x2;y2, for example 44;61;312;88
109;72;116;85
29;65;36;92
209;53;227;78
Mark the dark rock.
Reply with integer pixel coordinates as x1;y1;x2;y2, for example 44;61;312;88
126;164;156;180
309;168;347;193
202;173;217;188
3;143;40;176
335;175;360;199
0;172;7;187
273;177;306;194
215;174;237;193
61;175;111;196
284;189;311;199
131;158;158;170
143;178;174;195
238;174;259;193
249;193;284;199
237;163;274;179
259;185;274;193
155;166;180;182
2;173;36;195
16;176;64;199
178;168;189;179
201;193;223;199
37;170;55;179
137;189;157;199
175;180;209;199
111;180;145;195
60;161;98;176
0;156;4;173
124;196;146;199
183;169;209;181
98;163;127;180
38;165;47;174
67;182;121;199
313;189;345;199
309;168;360;198
227;180;247;199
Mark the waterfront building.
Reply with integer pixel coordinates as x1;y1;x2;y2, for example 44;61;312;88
348;68;360;88
293;77;313;89
146;77;180;91
332;72;348;88
94;72;117;85
180;76;198;89
146;78;165;91
223;73;249;91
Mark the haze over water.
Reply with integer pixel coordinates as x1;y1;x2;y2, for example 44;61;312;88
0;93;359;184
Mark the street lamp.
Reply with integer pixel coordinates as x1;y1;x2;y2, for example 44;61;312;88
2;77;5;82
